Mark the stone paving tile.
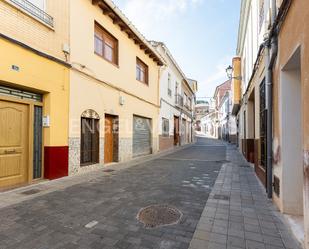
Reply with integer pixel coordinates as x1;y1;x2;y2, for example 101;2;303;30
189;143;303;249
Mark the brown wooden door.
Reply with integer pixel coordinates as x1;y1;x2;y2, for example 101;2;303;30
104;115;114;163
0;100;29;188
174;116;179;146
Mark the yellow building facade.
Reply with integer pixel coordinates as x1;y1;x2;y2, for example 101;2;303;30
68;0;164;174
0;0;70;189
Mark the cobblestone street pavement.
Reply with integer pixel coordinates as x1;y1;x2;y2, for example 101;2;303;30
0;138;224;249
0;137;301;249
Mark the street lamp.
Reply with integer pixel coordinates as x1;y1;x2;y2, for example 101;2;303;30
226;65;242;80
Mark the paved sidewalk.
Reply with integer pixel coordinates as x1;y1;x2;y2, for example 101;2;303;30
189;144;303;249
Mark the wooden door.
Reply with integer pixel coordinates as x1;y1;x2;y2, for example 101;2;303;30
104;115;114;163
174;117;179;146
0;100;29;188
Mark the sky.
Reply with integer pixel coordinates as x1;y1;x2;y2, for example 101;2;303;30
113;0;241;99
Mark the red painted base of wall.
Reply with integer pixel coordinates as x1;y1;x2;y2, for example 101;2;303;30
159;136;174;151
44;146;69;180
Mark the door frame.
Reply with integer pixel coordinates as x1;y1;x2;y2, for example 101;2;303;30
0;95;44;188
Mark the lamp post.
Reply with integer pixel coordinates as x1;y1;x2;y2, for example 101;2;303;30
226;65;242;80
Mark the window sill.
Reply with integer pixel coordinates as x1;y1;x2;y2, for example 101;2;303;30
136;79;149;86
80;162;99;167
94;52;119;68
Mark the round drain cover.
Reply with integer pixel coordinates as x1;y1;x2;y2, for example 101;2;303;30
137;205;182;228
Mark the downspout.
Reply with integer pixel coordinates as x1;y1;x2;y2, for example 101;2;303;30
265;0;278;199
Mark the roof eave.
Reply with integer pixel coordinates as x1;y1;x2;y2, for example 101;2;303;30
93;0;164;66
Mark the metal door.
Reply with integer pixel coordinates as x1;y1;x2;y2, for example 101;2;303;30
33;106;42;179
133;116;152;157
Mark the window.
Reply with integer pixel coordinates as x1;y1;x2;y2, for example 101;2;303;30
136;58;148;84
162;118;169;137
95;22;118;65
168;73;172;96
184;93;188;107
188;98;192;110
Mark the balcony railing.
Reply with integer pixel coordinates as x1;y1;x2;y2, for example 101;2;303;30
168;88;172;97
9;0;54;27
184;103;192;112
175;94;183;107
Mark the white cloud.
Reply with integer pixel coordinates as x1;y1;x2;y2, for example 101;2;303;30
117;0;203;34
196;56;232;98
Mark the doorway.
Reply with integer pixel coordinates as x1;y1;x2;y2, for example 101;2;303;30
174;116;180;146
133;115;152;157
281;47;303;216
0;100;29;188
104;114;119;164
258;79;267;187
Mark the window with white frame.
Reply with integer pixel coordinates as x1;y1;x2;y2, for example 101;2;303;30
162;118;169;137
168;73;172;97
184;93;188;107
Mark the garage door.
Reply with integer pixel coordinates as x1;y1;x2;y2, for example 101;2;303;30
133;115;152;157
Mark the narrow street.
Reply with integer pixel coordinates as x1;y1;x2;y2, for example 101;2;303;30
0;137;300;249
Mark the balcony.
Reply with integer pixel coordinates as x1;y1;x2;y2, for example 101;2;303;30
175;94;183;107
168;88;172;97
184;103;192;112
8;0;54;27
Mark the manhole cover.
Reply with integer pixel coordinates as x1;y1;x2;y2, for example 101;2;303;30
213;194;230;201
20;189;41;195
103;169;115;173
137;205;182;228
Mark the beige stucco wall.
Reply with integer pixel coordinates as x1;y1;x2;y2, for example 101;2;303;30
0;0;69;60
69;0;160;106
69;70;159;140
68;0;161;174
272;1;309;248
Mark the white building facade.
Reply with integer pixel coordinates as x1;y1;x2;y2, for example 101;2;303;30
151;42;197;151
218;91;237;143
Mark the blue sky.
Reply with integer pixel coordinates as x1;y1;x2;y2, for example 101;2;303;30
113;0;241;98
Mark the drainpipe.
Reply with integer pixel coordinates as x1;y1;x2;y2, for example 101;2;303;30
265;0;278;199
